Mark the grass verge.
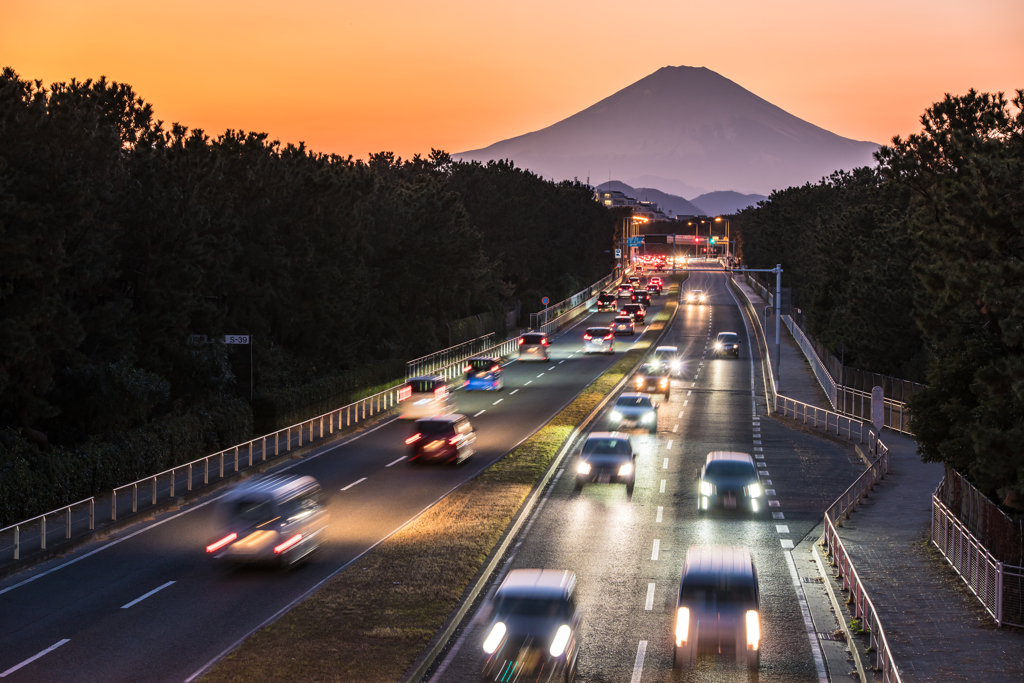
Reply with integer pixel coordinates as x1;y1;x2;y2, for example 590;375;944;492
202;283;680;683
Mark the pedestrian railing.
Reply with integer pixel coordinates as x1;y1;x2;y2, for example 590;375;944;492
931;480;1024;627
0;498;95;561
406;333;496;379
529;272;616;330
775;396;869;443
783;314;839;406
821;431;902;683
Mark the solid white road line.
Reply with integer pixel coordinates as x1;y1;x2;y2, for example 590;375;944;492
340;477;367;491
474;410;486;417
121;580;176;609
510;389;519;395
385;456;407;467
651;539;660;561
656;506;663;523
493;399;503;405
785;550;830;683
662;458;669;469
0;639;70;678
631;641;648;683
660;479;666;493
645;583;656;611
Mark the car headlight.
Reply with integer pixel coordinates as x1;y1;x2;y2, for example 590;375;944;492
483;622;506;654
699;480;713;496
642;412;654;422
577;461;591;474
746;610;760;650
549;624;571;657
618;462;633;476
671;360;681;369
675;607;690;646
610;410;622;421
748;482;762;497
635;377;644;386
714;342;722;349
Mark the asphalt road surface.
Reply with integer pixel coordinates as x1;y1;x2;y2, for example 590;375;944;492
431;272;864;683
0;290;669;683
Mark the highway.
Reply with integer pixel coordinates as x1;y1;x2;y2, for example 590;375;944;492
0;289;670;682
430;272;865;683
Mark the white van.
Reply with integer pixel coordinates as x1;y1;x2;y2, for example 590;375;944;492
399;375;455;420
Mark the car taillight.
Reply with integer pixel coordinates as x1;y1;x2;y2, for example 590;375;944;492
583;334;592;340
448;435;463;445
207;533;237;553
518;338;524;346
405;433;422;444
434;386;447;399
676;607;690;646
464;365;472;372
491;365;499;372
542;339;549;346
398;386;412;402
604;334;614;340
274;533;303;554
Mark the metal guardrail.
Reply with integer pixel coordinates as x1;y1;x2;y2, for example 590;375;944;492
0;498;95;561
3;335;523;561
821;431;903;683
782;314;839;406
406;333;496;379
529;273;616;330
776;397;869;443
932;480;1024;627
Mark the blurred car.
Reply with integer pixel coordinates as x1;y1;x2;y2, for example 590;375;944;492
634;362;672;398
612;315;634;335
399;376;454;420
648;277;663;294
685;289;707;304
674;545;761;671
481;569;582;682
608;392;658;433
652;345;682;377
628;275;641;288
697;452;763;513
207;475;329;567
631;289;652;306
616;283;634;299
620;303;646;323
713;332;741;358
575;432;636;495
519;332;551;361
597;292;618;312
406;414;476;465
583;326;615;354
464;357;504;391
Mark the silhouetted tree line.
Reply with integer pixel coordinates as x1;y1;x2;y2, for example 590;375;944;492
0;68;615;523
735;89;1024;508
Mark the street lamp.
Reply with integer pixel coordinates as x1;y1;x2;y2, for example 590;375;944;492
715;216;730;264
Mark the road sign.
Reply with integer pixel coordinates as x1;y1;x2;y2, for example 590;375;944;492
223;335;250;345
627;236;643;247
541;297;549;305
614;249;622;259
871;386;885;431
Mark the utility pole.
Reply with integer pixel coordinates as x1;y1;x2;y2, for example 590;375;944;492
775;264;782;392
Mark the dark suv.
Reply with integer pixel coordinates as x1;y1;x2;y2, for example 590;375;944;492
714;331;741;358
631;289;652;306
407;414;476;465
620;303;646;323
597;292;617;312
519;332;550;361
634;362;672;398
575;432;636;495
697;451;763;514
674;545;761;671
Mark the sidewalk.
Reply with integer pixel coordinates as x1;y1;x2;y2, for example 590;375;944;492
734;275;1024;681
734;278;831;407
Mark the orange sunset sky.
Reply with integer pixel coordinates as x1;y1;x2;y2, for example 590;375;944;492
2;0;1021;162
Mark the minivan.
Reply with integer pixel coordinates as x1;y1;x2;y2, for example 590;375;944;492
399;376;454;420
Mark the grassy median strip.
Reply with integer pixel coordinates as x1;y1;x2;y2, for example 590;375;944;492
204;285;679;683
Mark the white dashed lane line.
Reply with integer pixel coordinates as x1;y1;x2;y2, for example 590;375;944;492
510;389;519;395
672;424;678;432
524;381;532;386
651;540;660;561
548;366;555;370
537;373;544;377
656;506;663;523
0;640;70;678
645;583;656;611
662;458;669;469
493;399;503;405
340;477;367;491
776;525;790;533
660;480;666;493
121;580;176;609
631;641;648;683
474;410;486;417
666;440;673;448
385;456;407;467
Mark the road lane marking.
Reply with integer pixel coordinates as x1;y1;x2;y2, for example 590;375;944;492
121;580;176;609
672;424;678;432
677;411;683;418
537;373;545;377
759;470;769;475
656;506;663;523
385;456;407;467
660;480;666;493
631;641;648;683
340;477;367;491
754;440;762;445
765;489;776;495
474;410;486;417
784;551;830;682
493;399;503;405
558;360;565;364
510;389;519;395
773;512;785;519
764;479;772;485
755;453;764;459
683;400;688;406
645;583;656;611
754;446;763;451
776;525;790;533
666;440;673;448
651;540;660;560
769;500;781;507
524;381;532;385
687;391;692;396
662;458;669;469
548;366;555;370
0;639;70;678
691;381;696;387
